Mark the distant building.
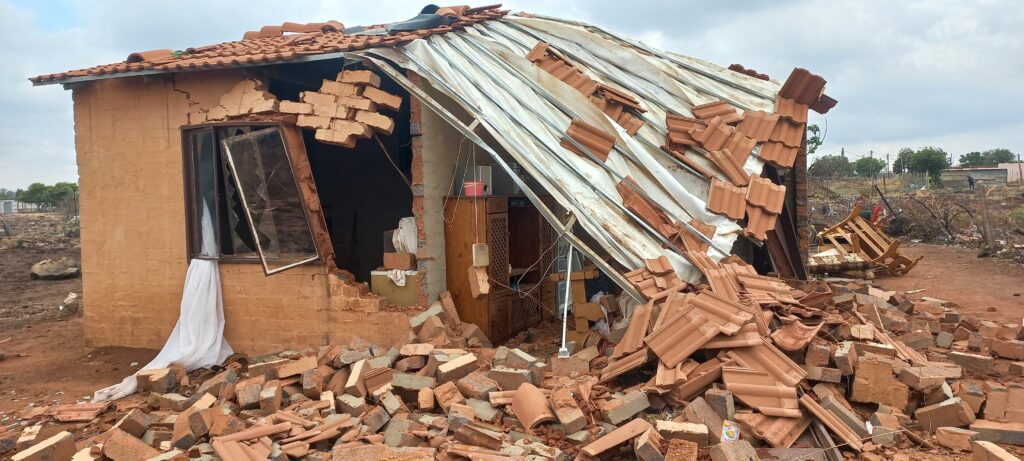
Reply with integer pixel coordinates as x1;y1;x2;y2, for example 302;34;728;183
941;163;1024;187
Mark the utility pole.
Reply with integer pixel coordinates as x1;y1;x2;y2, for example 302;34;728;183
886;153;891;173
869;150;874;158
1018;153;1023;187
841;147;845;157
978;186;995;250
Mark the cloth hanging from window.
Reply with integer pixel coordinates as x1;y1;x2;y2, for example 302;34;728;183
92;204;233;402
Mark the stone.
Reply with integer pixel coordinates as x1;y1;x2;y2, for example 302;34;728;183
984;382;1009;421
936;331;954;348
915;398;976;433
104;427;161;460
664;439;699;461
456;372;498;400
634;427;666;461
971;440;1022;460
820;394;870;438
992;339;1024;361
436;353;478;384
850;356;909;410
971;420;1024;446
705;388;735;420
834;342;858;376
601;391;650;425
935;426;979;451
29;257;80;280
551;387;586;434
488;367;533;391
12;431;75;461
709;440;759;461
655;420;709;446
948;352;994;374
683;397;724;442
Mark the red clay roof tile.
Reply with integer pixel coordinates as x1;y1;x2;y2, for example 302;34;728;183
599;85;644;112
561;119;615;162
725;339;807;387
708;149;749;187
742;204;777;242
745;176;786;214
734;110;779;143
799;394;864;451
32;8;508;84
580;419;654;457
768;118;804;148
706;179;746;220
769;320;823;352
644;291;753;368
599;347;650;384
704;322;762;349
722;366;801;417
705;268;742;302
689;116;732;152
810;93;838;114
691;101;741;124
611;303;654;360
722;131;757;166
774;97;809;125
665;114;703;147
727;64;770;81
126;49;174;63
733;411;810;448
758;141;799;169
672;358;731;403
779;68;826;105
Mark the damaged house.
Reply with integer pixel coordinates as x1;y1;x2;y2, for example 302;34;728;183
31;5;835;354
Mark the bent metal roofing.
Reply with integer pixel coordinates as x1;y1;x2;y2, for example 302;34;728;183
32;4;835;289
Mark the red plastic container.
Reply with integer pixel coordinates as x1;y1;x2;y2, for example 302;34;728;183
463;181;485;197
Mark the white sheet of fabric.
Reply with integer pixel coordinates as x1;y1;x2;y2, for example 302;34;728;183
385;269;408;287
392;217;417;253
92;204;233;402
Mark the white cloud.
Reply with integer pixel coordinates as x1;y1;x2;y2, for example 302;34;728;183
0;0;1021;189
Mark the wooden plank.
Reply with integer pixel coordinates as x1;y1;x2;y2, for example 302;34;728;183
444;197;490;334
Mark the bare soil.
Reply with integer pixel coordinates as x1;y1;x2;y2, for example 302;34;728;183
873;243;1024;323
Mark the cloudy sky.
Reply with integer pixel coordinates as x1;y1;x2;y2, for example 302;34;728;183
1;0;1022;189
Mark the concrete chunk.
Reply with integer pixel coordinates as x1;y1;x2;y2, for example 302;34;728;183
935;426;979;451
655;420;708;447
11;431;76;461
916;398;976;433
709;440;758;461
436;353;478;384
601;391;650;425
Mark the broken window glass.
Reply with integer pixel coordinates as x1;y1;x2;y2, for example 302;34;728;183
185;127;257;260
221;127;319;274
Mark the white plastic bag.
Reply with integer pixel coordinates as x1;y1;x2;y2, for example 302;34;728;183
392;217;417;253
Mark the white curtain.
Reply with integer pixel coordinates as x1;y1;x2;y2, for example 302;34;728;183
93;204;233;402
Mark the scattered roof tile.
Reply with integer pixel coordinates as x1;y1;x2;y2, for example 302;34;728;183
689;116;732;152
769;321;824;352
722;366;801;417
704;322;763;349
706;179;747;220
644;306;721;368
511;382;556;429
774;97;809;125
580;419;654;457
705;267;741;301
692;101;741;124
743;204;778;242
735;273;792;295
561;119;615;162
734;111;779;143
126;49;174;63
611;303;654;360
758;141;799;168
778;68;826;105
733;411;810;448
708;149;750;187
672;358;732;403
799;394;864;451
725;340;807;387
675;219;716;253
722;131;757;165
745;176;786;214
600;347;651;384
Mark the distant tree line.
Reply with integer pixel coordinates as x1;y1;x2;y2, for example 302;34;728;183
0;182;78;207
810;147;1017;186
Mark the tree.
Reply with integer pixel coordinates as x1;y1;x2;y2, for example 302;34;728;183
19;183;51;205
892;148;914;174
853;156;886;177
0;188;16;200
959;151;987;167
806;124;823;155
983;148;1014;164
960;148;1015;167
908;147;951;185
808;154;854;178
49;182;78;205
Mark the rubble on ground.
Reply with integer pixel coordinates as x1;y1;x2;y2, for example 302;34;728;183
7;258;1024;461
29;257;81;280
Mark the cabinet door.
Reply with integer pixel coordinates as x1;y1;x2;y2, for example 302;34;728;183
486;212;509;284
488;291;511;341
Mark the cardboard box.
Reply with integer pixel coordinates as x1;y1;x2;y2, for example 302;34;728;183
370;271;422;306
383;252;416;270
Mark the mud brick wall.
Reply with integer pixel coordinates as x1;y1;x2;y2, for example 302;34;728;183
72;72;410;354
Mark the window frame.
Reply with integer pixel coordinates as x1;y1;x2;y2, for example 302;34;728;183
181;121;321;268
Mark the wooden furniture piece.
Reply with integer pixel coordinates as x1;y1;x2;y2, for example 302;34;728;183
444;196;549;342
816;204;922;276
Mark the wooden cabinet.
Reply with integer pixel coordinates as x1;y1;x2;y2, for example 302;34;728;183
443;196;546;342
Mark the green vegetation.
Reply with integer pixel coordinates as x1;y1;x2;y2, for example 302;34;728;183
808;154;853;178
907;147;952;186
959;148;1015;167
3;182;78;207
853;156;886;177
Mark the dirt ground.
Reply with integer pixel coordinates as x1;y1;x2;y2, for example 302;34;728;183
872;242;1024;324
3;213;1024;453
